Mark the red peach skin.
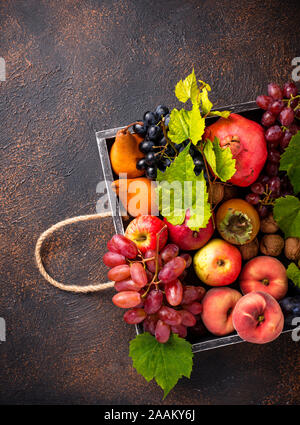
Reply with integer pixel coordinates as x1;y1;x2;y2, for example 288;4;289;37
239;256;288;300
232;291;284;344
201;287;242;336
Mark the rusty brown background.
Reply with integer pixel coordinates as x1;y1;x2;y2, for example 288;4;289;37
1;0;300;405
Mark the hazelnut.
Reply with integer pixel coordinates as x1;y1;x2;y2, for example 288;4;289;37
284;237;300;261
209;182;224;205
260;213;279;234
238;237;259;261
260;234;284;257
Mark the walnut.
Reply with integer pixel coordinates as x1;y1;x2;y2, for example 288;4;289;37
209;182;224;205
222;185;240;202
260;213;279;234
238;237;259;261
260;234;284;257
284;237;300;261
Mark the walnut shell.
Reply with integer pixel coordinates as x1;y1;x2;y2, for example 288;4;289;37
222;185;240;202
284;237;300;261
238;237;259;261
209;182;224;205
260;213;279;234
260;234;284;257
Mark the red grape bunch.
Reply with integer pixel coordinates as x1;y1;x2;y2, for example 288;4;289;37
103;232;206;343
246;82;299;218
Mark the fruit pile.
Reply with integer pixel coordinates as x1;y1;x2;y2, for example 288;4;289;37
104;216;206;343
104;71;300;398
245;82;300;219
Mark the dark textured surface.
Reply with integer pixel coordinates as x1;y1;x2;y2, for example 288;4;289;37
1;0;300;405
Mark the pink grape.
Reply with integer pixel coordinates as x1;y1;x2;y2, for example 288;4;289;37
143;314;158;335
279;107;295;126
130;262;148;288
250;182;265;195
256;204;269;218
155;320;170;343
108;234;138;259
256;95;272;110
179;310;197;327
144;249;162;273
265;125;282;143
108;264;131;282
171;324;187;338
179;253;192;268
144;289;163;314
158;256;186;283
283;82;298;98
182;286;199;305
158;306;182;326
268;100;284;116
103;251;127;268
280;130;293;150
196;286;206;301
112;291;141;308
165;279;183;306
160;243;179;263
261;111;276;127
245;193;260;205
183;302;203;315
114;278;143;292
268;176;281;194
266;162;279;177
268;150;281;164
123;308;147;324
268;83;283;100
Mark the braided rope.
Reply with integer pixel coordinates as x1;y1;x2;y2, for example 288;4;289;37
35;212;115;293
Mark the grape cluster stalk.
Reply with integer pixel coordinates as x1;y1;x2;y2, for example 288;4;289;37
134;105;206;180
103;229;206;343
246;82;300;217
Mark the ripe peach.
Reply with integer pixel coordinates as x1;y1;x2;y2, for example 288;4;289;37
239;256;288;300
201;287;242;336
232;291;284;344
193;238;242;286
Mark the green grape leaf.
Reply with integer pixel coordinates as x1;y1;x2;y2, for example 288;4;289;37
279;131;300;194
203;137;236;182
273;195;300;238
168;105;205;146
209;110;231;118
201;87;213;115
175;68;199;105
287;262;300;289
129;332;193;399
168;108;190;144
156;144;211;230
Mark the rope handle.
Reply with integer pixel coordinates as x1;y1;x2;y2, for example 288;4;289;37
35;212;115;293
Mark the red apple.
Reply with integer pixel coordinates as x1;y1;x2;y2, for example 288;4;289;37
201;287;242;336
164;211;214;251
204;113;267;187
193;238;242;286
125;215;168;254
232;291;284;344
239;256;288;300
